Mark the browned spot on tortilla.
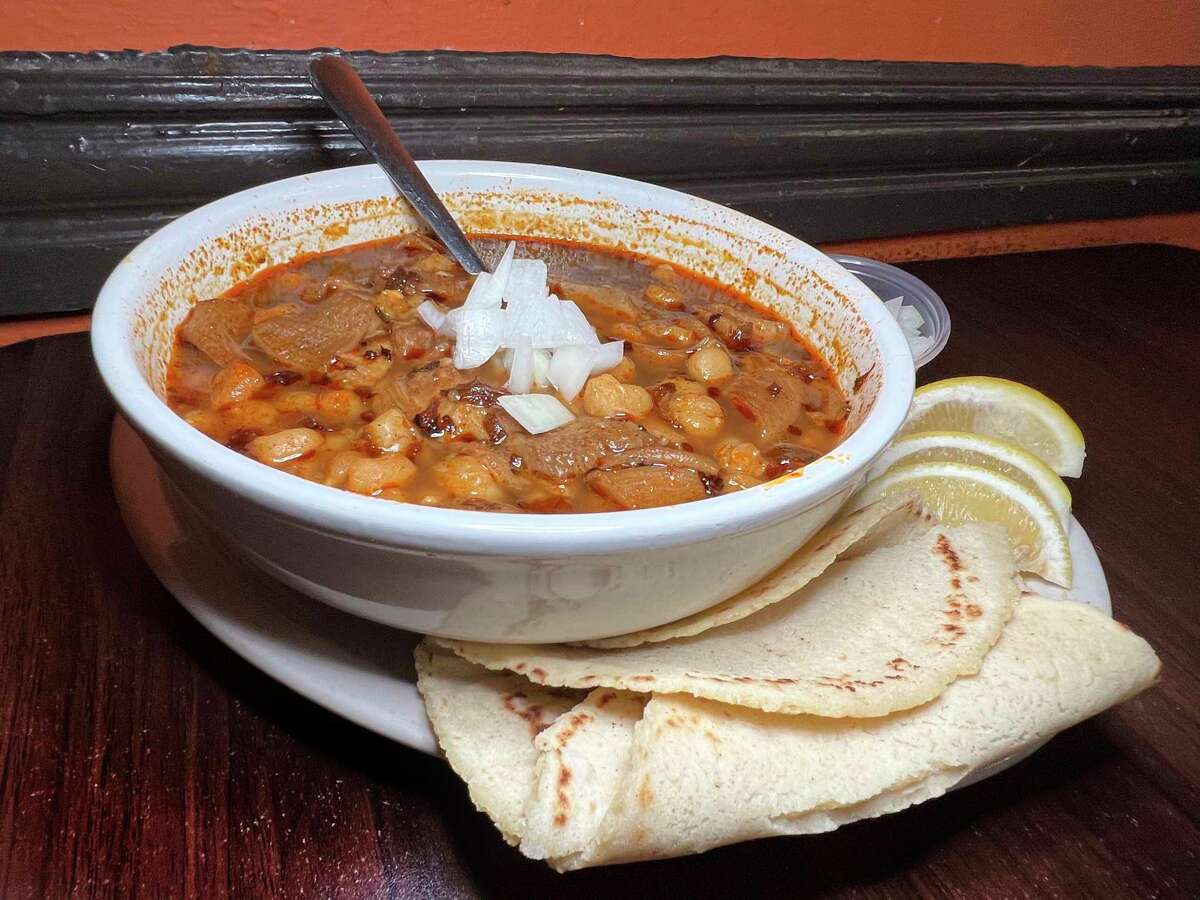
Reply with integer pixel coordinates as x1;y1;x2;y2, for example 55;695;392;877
501;692;553;737
968;575;980;583
886;657;919;672
951;576;963;590
595;690;617;707
514;662;526;671
934;533;963;572
637;777;654;810
530;667;547;682
815;675;886;693
551;712;594;748
580;674;598;683
552;746;573;828
942;623;965;634
704;730;720;743
684;673;798;686
629;675;656;682
965;603;983;618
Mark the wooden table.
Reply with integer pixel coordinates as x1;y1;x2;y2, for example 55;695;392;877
2;244;1198;899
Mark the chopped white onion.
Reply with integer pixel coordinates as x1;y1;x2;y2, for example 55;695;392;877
548;345;596;402
497;393;576;435
897;304;925;333
558;299;601;346
883;294;932;360
531;349;552;389
448;307;507;369
503;258;549;309
589;340;626;374
462;242;515;309
491;240;518;287
506;335;534;394
461;271;497;309
506;292;566;349
416;300;446;331
437;245;621;398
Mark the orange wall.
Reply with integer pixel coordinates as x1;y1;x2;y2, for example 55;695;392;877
5;0;1198;65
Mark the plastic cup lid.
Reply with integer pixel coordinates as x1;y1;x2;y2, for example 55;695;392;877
828;254;951;368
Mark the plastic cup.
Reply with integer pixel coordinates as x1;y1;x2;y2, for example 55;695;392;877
829;254;951;368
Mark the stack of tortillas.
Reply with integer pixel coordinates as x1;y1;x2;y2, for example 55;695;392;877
415;495;1160;871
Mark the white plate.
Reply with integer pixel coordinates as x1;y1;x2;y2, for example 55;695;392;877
110;416;1110;762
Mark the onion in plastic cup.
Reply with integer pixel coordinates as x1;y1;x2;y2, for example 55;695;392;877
829;254;951;368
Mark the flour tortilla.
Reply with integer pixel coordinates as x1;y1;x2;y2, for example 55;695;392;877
413;644;582;844
580;494;931;649
416;596;1160;871
436;522;1020;718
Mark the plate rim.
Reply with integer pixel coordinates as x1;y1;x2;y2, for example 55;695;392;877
110;415;1111;762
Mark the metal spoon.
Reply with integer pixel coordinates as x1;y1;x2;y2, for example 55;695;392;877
308;55;488;274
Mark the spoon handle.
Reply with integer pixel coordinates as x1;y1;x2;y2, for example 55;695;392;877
308;55;488;274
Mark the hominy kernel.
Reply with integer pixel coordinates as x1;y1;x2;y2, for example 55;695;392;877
209;361;265;410
609;357;638;383
275;391;318;413
366;408;421;455
315;389;364;423
686;345;733;384
665;394;725;438
247;428;324;466
220;400;279;434
583;375;653;419
324;450;363;487
346;455;417;495
433;454;505;501
182;409;222;435
715;439;766;479
643;283;685;310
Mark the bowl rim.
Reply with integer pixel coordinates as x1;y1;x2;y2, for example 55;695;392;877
92;160;915;557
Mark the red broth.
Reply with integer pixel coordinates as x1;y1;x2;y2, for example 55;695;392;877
166;233;847;512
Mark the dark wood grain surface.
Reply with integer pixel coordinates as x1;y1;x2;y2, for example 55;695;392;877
1;244;1198;899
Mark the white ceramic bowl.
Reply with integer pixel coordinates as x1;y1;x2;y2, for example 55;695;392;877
92;161;914;643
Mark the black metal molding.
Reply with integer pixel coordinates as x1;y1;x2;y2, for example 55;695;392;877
2;47;1198;316
5;47;1199;113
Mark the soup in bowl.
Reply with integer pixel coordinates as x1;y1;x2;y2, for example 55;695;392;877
92;162;914;642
